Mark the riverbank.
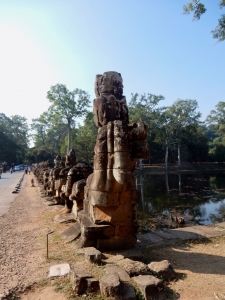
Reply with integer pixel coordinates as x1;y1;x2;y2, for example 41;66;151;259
1;174;225;299
136;162;225;174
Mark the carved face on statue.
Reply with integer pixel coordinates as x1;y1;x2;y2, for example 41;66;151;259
100;74;114;94
95;71;123;97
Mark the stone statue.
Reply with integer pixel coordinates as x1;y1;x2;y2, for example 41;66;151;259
76;71;149;251
65;148;76;168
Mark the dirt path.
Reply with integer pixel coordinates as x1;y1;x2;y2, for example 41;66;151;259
0;175;45;297
1;174;225;300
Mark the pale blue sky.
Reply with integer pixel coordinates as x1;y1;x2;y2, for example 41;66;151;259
0;0;224;125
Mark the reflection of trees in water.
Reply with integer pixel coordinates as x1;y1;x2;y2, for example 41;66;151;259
136;172;225;227
219;203;225;216
193;206;207;225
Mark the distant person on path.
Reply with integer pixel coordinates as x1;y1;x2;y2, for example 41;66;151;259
28;166;31;175
10;167;13;174
25;168;28;174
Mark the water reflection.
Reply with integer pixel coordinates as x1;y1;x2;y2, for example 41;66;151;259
136;171;225;228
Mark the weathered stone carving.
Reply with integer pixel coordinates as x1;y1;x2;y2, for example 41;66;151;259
33;152;92;212
75;71;149;251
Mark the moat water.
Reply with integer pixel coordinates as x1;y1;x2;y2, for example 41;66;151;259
136;171;225;226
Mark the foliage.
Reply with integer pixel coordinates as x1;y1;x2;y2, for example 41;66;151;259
25;145;55;164
46;83;90;153
128;93;165;163
183;1;225;41
0;113;29;164
0;131;19;165
71;112;97;163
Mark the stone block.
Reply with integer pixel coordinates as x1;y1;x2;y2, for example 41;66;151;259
90;205;118;223
86;277;100;294
54;213;75;224
61;223;81;243
97;236;137;251
49;263;70;277
110;204;137;224
105;265;130;282
119;190;140;205
132;275;164;299
73;236;97;249
69;269;92;294
148;260;176;281
90;204;136;225
99;273;121;298
84;247;102;263
116;258;151;276
90;190;120;206
104;255;124;264
79;212;115;239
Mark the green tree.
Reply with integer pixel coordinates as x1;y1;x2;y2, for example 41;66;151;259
0;113;29;164
10;115;29;148
0;131;19;165
165;99;201;167
31;112;50;146
46;84;90;154
128;93;165;163
206;102;225;143
181;124;209;163
206;102;225;162
61;112;97;163
183;1;225;41
26;145;55;164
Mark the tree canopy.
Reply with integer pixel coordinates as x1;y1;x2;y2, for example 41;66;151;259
46;84;90;154
183;1;225;41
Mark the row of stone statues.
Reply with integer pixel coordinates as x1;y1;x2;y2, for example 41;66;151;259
33;71;149;251
32;149;93;214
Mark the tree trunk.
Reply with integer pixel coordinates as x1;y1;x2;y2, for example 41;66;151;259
178;142;181;167
67;123;71;154
165;173;170;196
139;173;145;209
139;159;143;171
178;173;182;193
165;141;168;171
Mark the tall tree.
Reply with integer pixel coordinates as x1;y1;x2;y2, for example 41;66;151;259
165;99;201;167
10;115;29;148
46;84;90;154
206;101;225;143
206;102;225;162
31;112;50;146
183;1;225;41
128;93;165;163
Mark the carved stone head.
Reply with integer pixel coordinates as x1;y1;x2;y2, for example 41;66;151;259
94;71;123;98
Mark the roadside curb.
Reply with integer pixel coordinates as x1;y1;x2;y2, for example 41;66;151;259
12;173;25;194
